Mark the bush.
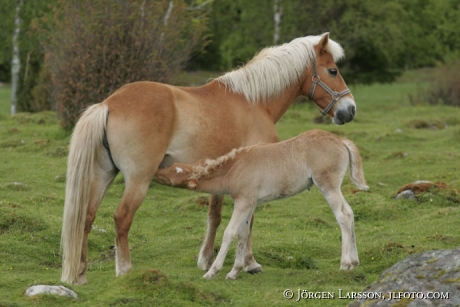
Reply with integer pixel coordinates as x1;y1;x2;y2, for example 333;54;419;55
409;61;460;107
30;65;53;112
42;0;208;129
425;61;460;107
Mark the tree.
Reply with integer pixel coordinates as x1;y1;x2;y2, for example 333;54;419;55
42;0;208;128
10;0;23;115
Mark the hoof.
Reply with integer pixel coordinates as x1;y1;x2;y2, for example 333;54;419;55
225;273;237;280
197;255;213;271
202;272;214;280
245;266;263;274
340;261;359;270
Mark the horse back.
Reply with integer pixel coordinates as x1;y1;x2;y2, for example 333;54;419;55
102;81;278;173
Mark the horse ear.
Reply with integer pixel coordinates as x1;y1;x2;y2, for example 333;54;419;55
318;32;330;54
187;180;198;190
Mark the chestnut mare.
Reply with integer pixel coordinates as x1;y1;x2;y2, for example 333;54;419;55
61;33;357;285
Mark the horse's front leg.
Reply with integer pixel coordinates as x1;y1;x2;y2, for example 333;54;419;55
198;194;223;270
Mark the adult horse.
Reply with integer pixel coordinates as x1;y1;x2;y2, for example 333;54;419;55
61;32;357;285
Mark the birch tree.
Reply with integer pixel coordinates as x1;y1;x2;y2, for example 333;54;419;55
273;0;282;45
11;0;23;116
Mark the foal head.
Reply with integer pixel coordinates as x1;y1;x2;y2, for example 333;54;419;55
156;164;198;190
305;33;356;125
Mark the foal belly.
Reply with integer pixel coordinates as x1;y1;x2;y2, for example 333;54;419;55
257;176;313;204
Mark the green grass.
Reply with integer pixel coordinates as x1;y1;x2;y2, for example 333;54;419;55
0;74;459;306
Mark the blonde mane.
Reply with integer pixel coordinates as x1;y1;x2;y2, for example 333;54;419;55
190;146;255;180
215;33;345;104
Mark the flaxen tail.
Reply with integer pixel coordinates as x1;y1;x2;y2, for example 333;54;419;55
342;139;369;191
61;103;108;284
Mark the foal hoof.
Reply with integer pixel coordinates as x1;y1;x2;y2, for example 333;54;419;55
340;261;359;270
202;272;215;280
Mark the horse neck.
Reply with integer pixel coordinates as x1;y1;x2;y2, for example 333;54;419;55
205;77;304;124
263;82;303;123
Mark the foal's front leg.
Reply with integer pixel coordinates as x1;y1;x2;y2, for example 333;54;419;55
226;208;255;279
203;199;255;279
244;213;263;274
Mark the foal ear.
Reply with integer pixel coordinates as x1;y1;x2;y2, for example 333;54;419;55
187;180;198;190
318;32;330;54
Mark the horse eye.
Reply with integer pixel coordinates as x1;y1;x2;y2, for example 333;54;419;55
328;68;338;77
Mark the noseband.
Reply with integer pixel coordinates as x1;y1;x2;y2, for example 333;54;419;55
309;60;351;116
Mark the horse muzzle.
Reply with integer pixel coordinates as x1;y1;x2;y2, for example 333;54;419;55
333;99;356;125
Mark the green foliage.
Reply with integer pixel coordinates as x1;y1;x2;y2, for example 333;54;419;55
1;71;460;306
40;0;207;128
199;0;460;84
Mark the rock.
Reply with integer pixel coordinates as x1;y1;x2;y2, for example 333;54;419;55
349;247;460;306
92;225;107;233
25;285;77;298
395;181;459;201
395;189;415;200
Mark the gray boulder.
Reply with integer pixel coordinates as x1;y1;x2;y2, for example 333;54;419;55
349;247;460;306
25;285;77;298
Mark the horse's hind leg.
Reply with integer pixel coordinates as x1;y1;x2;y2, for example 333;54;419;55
198;194;223;270
78;156;118;284
113;176;152;276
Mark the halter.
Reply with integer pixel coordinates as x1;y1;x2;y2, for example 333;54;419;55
309;60;351;116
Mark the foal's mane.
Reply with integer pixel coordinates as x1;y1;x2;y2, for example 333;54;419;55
190;146;255;180
215;33;345;104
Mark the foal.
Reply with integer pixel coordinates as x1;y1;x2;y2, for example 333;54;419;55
156;129;369;279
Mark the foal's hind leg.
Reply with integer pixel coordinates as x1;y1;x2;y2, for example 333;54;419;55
198;194;223;270
321;188;359;269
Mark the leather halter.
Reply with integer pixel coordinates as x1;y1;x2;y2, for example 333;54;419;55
309;60;351;116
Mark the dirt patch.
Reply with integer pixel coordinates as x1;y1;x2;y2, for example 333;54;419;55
396;181;458;195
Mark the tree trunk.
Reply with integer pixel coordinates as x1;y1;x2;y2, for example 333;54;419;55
11;0;23;116
273;0;282;45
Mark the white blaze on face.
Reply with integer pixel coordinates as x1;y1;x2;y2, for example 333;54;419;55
175;167;184;174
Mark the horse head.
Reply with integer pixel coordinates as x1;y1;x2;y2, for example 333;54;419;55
304;33;356;125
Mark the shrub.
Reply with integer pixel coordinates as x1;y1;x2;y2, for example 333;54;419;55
425;61;460;107
42;0;208;129
30;65;53;112
409;61;460;107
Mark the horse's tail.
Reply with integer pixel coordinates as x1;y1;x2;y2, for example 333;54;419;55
342;139;369;191
61;103;109;284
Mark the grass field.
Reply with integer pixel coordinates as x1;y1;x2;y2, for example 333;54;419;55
0;73;459;306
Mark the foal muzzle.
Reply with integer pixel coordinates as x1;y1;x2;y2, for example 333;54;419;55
309;60;351;116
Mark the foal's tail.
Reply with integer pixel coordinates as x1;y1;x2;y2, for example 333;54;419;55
61;103;109;284
342;139;369;191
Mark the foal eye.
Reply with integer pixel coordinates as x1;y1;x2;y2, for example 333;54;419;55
328;68;338;77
